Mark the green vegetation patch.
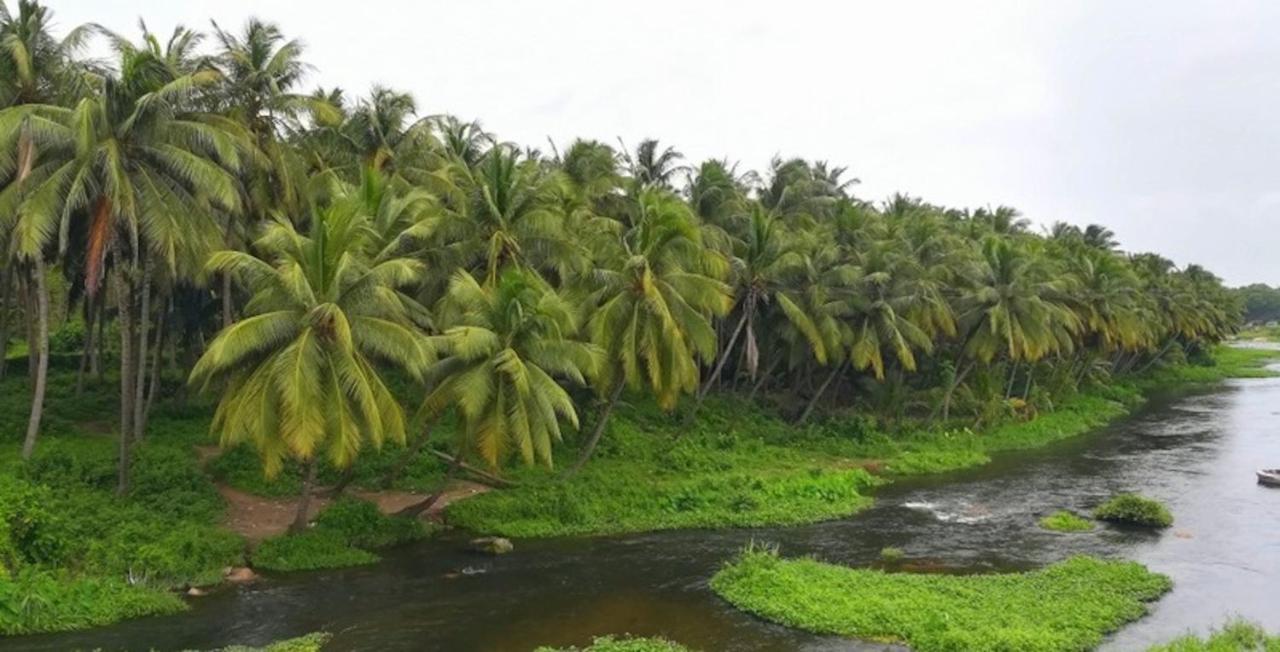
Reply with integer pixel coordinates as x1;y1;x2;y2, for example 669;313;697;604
448;400;880;538
0;568;185;635
252;497;432;572
710;547;1171;652
535;635;693;652
1039;510;1095;532
1147;619;1280;651
202;632;334;652
1094;494;1173;528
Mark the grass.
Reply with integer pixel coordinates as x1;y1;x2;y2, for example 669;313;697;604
1039;510;1095;532
1147;619;1280;651
535;636;693;652
252;497;433;572
1094;494;1174;528
710;546;1172;652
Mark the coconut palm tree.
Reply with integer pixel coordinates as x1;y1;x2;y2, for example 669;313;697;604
567;188;732;475
190;198;432;531
397;267;599;515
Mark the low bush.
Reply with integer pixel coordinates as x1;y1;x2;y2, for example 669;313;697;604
1147;619;1280;651
710;548;1172;652
252;498;430;572
1094;494;1173;528
1039;510;1095;532
252;529;379;572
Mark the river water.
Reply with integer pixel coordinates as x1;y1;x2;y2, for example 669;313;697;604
13;363;1280;651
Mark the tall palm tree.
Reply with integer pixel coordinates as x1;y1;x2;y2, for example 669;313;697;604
567;188;731;475
620;138;685;190
190;199;432;531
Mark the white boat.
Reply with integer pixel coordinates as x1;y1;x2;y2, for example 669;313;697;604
1257;469;1280;487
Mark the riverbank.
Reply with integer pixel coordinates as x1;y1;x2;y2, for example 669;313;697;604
448;345;1280;538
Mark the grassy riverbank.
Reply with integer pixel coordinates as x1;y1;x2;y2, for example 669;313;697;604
449;346;1279;538
1147;619;1280;651
710;547;1172;651
0;362;437;635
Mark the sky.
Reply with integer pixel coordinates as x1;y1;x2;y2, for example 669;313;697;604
47;0;1280;286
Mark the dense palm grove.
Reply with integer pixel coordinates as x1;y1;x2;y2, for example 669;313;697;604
1;2;1241;520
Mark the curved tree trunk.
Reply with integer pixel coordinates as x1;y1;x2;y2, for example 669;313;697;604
379;424;434;489
939;360;974;422
21;260;49;460
685;309;749;425
395;450;463;518
748;356;782;402
796;361;847;425
564;381;624;479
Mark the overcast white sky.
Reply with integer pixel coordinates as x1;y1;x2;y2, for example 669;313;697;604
48;0;1280;285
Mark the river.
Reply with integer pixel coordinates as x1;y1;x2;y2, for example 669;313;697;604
13;362;1280;651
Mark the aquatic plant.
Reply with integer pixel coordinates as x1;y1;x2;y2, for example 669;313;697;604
1039;510;1095;532
535;635;693;652
710;548;1172;651
1094;494;1174;528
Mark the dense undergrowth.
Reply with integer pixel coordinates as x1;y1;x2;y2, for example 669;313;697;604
710;546;1172;651
253;497;434;571
1039;510;1095;532
1094;494;1174;529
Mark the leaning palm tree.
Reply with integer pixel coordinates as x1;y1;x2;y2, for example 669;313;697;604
190;199;432;532
567;188;732;475
397;267;598;515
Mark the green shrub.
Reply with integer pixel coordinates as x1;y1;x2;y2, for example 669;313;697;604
1094;494;1173;528
1039;510;1095;532
21;437;116;490
0;568;185;635
711;549;1172;652
312;497;429;548
84;520;243;588
534;635;694;652
0;476;69;574
252;529;379;572
1147;619;1280;651
129;444;225;522
48;319;86;354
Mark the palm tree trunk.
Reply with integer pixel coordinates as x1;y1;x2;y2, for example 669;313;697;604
1021;365;1034;400
116;269;136;496
132;259;150;442
939;360;974;422
76;296;96;396
290;459;318;534
20;260;49;460
748;357;782;402
685;310;749;425
143;303;167;429
796;361;848;425
1004;362;1018;399
0;264;12;381
1136;340;1178;375
221;272;234;329
565;381;624;479
699;309;749;400
92;300;104;380
395;449;463;518
24;277;36;386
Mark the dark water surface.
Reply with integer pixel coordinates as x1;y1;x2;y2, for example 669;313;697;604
12;366;1280;651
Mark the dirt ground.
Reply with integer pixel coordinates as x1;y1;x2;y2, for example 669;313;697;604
195;445;490;541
